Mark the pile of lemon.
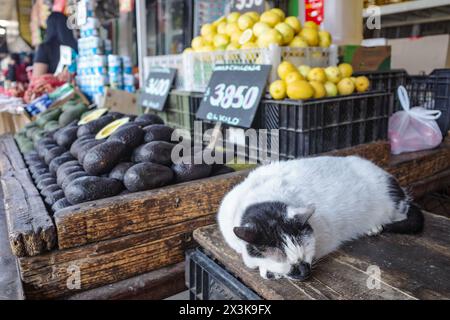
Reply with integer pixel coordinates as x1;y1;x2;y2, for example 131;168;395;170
269;62;371;100
185;8;332;53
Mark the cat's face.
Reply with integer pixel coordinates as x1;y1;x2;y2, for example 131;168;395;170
234;202;316;281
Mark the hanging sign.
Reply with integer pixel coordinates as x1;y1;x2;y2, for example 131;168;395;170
304;0;324;26
196;64;271;128
229;0;265;14
138;67;177;111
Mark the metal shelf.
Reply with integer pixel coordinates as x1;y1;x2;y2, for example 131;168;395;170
363;0;450;18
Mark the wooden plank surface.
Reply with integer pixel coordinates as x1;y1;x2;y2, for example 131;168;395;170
66;263;185;300
19;215;214;300
0;186;24;300
0;134;26;175
194;212;450;300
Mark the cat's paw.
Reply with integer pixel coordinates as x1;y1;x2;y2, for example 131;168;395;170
367;225;383;236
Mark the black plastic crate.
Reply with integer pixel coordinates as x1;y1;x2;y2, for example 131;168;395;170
402;69;450;135
186;249;261;301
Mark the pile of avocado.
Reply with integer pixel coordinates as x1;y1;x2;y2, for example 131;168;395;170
16;106;234;215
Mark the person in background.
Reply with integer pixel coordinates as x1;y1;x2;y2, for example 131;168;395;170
33;12;77;77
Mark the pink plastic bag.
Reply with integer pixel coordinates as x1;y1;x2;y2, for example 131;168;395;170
389;86;443;155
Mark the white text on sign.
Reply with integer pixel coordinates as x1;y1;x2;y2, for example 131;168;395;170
209;84;260;110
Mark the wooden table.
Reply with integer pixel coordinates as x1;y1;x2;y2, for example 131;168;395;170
194;212;450;300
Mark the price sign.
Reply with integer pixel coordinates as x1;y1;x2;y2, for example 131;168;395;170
138;67;177;111
229;0;265;13
196;64;271;128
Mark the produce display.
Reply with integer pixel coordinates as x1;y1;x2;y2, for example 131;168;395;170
269;62;371;100
14;100;234;215
186;8;332;52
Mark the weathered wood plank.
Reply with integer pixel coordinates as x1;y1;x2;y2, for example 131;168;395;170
66;263;185;300
194;212;450;300
0;134;26;175
19;215;214;300
1;169;56;257
54;141;390;251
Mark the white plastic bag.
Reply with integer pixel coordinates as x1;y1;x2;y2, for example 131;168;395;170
388;86;443;155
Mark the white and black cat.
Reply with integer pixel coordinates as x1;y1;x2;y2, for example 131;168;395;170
218;156;424;281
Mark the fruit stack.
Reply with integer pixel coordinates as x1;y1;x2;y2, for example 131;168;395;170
269;62;371;100
186;8;332;52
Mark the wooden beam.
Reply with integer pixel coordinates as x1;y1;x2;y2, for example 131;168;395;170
0;134;26;175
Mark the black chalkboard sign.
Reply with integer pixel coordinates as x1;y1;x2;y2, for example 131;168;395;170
196;64;271;128
230;0;266;13
138;67;177;111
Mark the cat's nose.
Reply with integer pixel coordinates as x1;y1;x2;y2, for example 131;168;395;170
288;262;311;281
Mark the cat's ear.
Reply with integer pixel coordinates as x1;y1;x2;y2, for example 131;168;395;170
288;205;315;225
233;226;258;244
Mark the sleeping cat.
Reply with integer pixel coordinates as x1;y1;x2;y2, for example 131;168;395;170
218;156;424;281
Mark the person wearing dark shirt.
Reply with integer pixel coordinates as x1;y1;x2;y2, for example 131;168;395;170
33;12;77;76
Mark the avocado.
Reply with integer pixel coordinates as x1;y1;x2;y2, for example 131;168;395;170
52;198;72;213
34;173;55;183
36;108;62;128
55;126;79;148
37;177;57;191
108;112;126;119
59;104;88;127
123;163;174;192
44;120;60;132
37;142;57;158
171;162;212;183
41;184;60;198
83;141;128;175
109;162;134;181
35;137;55;150
31;168;49;180
69;135;95;158
44;146;67;165
134;114;164;127
107;124;144;149
26;127;40;139
65;176;123;205
211;164;235;176
61;171;90;191
77;115;115;137
45;189;65;206
95;117;130;140
29;163;48;174
143;125;175;143
78;108;108;125
57;165;83;187
32;129;46;144
77;140;105;165
49;154;76;175
19;140;35;154
132;141;175;165
24;151;39;160
62;101;82;112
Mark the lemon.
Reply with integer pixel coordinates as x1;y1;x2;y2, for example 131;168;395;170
285;16;302;34
289;36;308;48
192;36;206;50
226;43;240;51
307;67;327;83
337;78;356;95
260;11;282;28
78;108;108;125
96;118;130;140
275;22;295;45
213;34;230;48
201;23;217;38
319;30;332;48
269;80;287;100
198;45;215;52
355;76;370;93
300;28;319;46
309;81;326;99
230;30;243;44
257;29;283;48
270;8;286;21
183;47;194;54
241;42;258;50
277;61;298;80
287;80;315;100
226;22;241;37
239;29;256;45
217;22;228;35
213;16;226;27
238;15;255;31
304;21;319;30
350;77;358;85
324;81;338;97
324;66;342;84
253;22;271;38
338;63;354;78
285;71;304;85
227;12;241;24
245;11;260;22
298;65;312;78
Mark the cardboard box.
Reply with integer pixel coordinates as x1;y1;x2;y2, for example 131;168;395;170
101;88;138;115
388;34;450;75
339;45;391;72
